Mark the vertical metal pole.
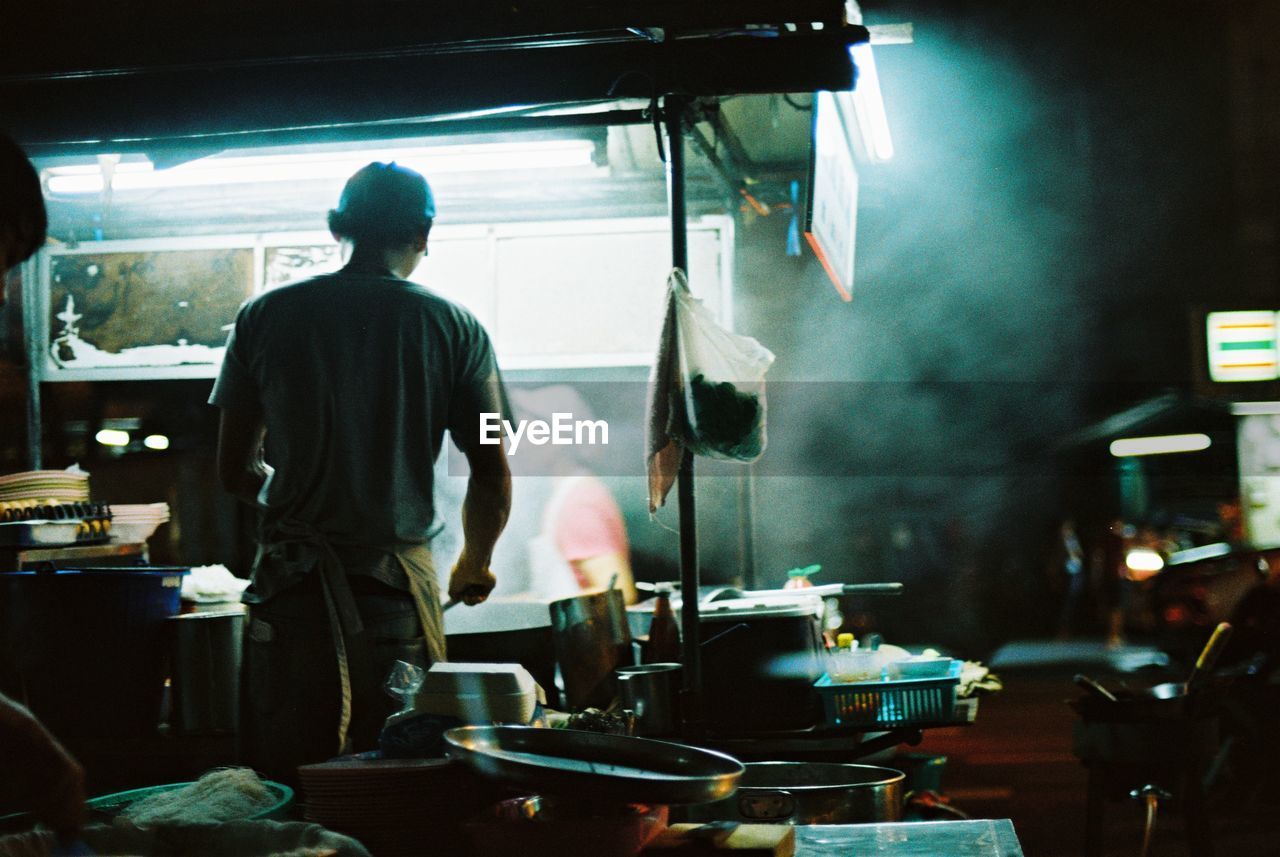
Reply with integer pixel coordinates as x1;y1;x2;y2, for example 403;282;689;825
738;465;758;590
664;94;703;735
20;262;43;469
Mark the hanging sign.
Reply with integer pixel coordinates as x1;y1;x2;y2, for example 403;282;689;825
805;90;859;302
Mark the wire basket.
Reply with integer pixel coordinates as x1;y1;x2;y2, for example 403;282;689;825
815;660;963;730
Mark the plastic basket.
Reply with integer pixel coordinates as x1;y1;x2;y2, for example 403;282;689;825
0;780;293;834
88;780;294;821
815;660;962;730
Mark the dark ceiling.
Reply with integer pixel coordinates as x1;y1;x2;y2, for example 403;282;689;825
2;1;867;155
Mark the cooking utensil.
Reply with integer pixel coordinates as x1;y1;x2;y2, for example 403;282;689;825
442;584;492;612
1074;673;1119;704
550;589;632;710
443;725;743;806
616;663;682;737
679;762;904;825
697;599;826;734
168;610;246;734
736;583;904;599
1185;621;1232;697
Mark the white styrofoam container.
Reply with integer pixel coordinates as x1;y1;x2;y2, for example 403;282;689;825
412;662;546;724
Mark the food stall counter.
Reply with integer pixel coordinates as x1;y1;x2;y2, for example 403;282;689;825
796;819;1024;856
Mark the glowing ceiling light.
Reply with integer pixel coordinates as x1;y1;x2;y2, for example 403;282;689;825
1168;542;1231;565
1109;433;1211;457
95;429;130;447
143;434;170;451
849;43;894;162
1125;548;1165;580
1231;401;1280;415
45;139;602;194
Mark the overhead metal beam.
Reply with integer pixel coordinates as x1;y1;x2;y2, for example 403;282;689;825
4;29;863;150
23;109;650;159
2;1;851;79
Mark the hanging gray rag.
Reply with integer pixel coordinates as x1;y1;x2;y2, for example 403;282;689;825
645;271;686;513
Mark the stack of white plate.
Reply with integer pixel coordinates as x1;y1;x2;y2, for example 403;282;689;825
0;470;90;503
109;503;171;544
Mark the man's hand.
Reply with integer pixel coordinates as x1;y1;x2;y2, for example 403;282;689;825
448;554;496;604
449;433;510;606
0;694;85;837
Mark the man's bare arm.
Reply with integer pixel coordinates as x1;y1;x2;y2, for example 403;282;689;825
449;440;511;604
216;406;268;505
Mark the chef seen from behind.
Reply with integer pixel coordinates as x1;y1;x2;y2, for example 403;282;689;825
0;132;86;837
211;161;511;784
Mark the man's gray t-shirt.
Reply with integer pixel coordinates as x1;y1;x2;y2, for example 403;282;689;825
209;269;504;572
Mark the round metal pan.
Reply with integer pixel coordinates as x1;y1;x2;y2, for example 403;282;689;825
443;726;743;806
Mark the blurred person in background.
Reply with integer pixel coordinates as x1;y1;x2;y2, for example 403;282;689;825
434;384;637;605
1101;518;1133;647
1054;518;1086;639
0;132;85;837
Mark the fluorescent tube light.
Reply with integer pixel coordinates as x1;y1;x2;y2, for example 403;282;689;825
1109;433;1212;457
849;43;894;162
1167;542;1232;566
46;139;601;194
1231;401;1280;416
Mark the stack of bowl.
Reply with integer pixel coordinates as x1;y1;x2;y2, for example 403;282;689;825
109;503;170;544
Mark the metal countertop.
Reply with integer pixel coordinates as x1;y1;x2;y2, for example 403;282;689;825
795;819;1024;856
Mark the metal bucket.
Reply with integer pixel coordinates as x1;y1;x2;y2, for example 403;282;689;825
550;590;632;710
679;762;905;825
168;610;245;734
616;663;681;737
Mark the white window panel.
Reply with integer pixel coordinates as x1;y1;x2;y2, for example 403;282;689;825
410;235;498;333
492;219;728;366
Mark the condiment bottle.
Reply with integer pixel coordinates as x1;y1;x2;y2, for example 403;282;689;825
646;583;681;663
831;632;857;681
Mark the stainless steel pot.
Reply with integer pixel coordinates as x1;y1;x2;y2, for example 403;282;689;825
550;589;632;710
679;762;905;825
168;610;246;734
616;663;681;737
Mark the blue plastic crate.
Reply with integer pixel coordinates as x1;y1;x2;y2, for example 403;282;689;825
815;660;963;729
0;567;188;737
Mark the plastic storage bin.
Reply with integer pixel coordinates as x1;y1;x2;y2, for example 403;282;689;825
815;659;963;729
0;566;188;738
87;780;294;821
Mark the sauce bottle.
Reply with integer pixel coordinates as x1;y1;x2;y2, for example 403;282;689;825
647;583;682;663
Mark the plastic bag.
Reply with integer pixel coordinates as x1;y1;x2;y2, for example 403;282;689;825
383;659;426;714
671;269;775;460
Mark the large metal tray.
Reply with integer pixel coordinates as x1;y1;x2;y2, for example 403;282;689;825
443;725;743;806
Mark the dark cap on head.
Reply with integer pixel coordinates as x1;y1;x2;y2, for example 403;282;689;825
327;161;435;248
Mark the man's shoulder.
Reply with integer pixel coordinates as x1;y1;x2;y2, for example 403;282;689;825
238;272;335;312
401;283;487;334
238;272;488;336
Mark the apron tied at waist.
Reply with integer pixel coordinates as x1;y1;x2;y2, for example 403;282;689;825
258;520;444;756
